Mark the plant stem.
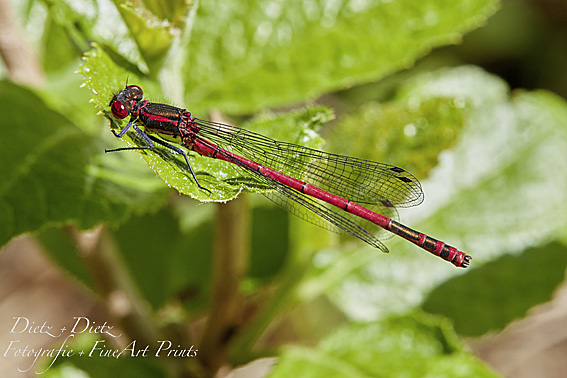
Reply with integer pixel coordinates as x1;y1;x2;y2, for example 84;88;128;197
199;195;250;371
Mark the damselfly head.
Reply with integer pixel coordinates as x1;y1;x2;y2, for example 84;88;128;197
109;85;144;119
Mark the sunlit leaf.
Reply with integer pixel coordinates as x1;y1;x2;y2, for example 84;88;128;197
183;0;499;114
324;67;567;330
269;314;501;378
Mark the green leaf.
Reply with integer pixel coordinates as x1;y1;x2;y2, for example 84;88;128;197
248;204;290;279
322;66;567;325
43;17;79;73
268;314;502;378
40;0;93;52
111;0;183;71
78;44;158;109
35;226;98;290
112;205;214;310
45;0;146;67
137;0;190;22
183;0;499;114
327;97;466;179
423;242;567;336
0;81;167;248
49;0;498;114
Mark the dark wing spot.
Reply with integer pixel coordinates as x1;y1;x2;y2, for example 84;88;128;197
396;176;413;183
381;200;394;207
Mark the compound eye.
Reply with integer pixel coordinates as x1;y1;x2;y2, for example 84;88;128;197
126;85;143;96
111;100;129;119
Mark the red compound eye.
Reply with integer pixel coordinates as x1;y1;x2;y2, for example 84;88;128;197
111;100;129;119
126;84;143;95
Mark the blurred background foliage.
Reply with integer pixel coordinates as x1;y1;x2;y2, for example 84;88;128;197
0;0;566;377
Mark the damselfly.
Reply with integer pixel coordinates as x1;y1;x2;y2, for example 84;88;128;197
106;85;471;268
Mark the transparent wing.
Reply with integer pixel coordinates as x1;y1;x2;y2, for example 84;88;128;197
193;118;424;208
226;155;397;252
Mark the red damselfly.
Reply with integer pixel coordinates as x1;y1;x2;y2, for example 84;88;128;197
106;85;471;268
